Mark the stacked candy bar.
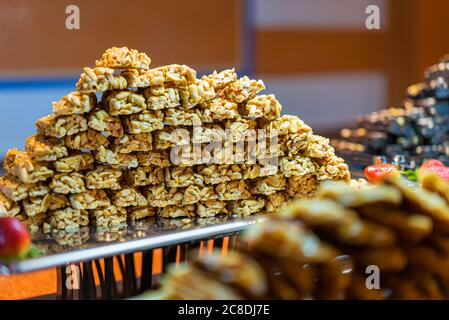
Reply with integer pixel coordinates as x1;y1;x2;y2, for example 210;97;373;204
337;54;449;165
152;173;449;300
0;47;349;232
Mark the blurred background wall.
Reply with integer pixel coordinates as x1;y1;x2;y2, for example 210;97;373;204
1;0;449;158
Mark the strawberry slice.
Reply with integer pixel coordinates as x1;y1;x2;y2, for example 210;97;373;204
364;163;399;183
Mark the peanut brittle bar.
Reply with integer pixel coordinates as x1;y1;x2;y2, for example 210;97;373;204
215;180;252;201
88;110;124;137
4;148;54;183
64;129;110;151
52;91;97;115
231;197;266;216
143;86;181;110
102;90;147;115
146;185;183;207
164;107;205;126
204;97;240;120
251;174;286;195
112;133;152;153
23;195;51;216
124;110;164;134
48;207;89;231
94;146;138;168
223;76;265;103
243;94;282;120
197;200;228;217
279;156;316;178
95;47;151;69
54;153;94;173
0;176;31;201
69;190;110;210
85;166;122;190
178;79;215;108
50;172;86;194
157;204;196;218
76;67;127;93
0;191;20;217
112;187;147;207
127;206;156;220
36;114;87;138
94;205;128;227
136;150;171;167
25;135;68;161
164;166;204;187
202;69;237;91
125;166;164;186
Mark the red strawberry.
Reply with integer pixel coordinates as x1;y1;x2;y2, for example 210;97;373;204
364;163;399;183
420;159;445;171
0;217;31;262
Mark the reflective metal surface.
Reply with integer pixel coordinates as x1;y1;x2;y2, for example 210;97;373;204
2;214;266;274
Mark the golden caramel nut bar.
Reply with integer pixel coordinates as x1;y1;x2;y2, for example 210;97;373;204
50;172;86;194
52;92;97;115
164;107;205;126
0;176;31;201
264;115;312;136
94;205;128;227
265;192;291;214
127;206;156;220
69;190;110;210
64;129;110;151
223;119;258;142
223;76;265;103
112;187;147;207
205;97;240;120
0;192;20;217
146;185;184;207
157;204;195;218
25;134;68;161
243;94;282;120
28;183;50;197
23;195;51;216
76;67;128;93
231;197;266;216
94;146;138;168
197;164;242;185
215;180;252;201
54;153;94;173
191;125;226;144
197;200;228;217
125;166;164;186
49;207;89;231
47;193;69;210
183;185;216;205
251;174;286;195
87;110;124;137
85;166;122;190
279;132;312;157
314;156;351;181
36;114;87;138
17;212;46;231
112;133;152;153
178;79;216;109
95;47;151;69
4;148;54;183
165;166;204;187
136;150;171;167
202;69;238;91
124;110;164;134
102;90;147;116
303;135;335;159
147;64;197;87
279;156;316;178
143;86;181;110
286;174;318;198
153;128;190;150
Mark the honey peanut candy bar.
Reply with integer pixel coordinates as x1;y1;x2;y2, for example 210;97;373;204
164;108;204;126
23;195;51;216
94;146;138;169
279;132;312;157
243;94;282;120
265;115;312;136
54;153;94;173
47;193;69;210
52;92;96;115
143;86;180;110
36;114;87;138
76;67;128;93
0;191;20;217
95;47;151;69
286;174;317;198
94;205;128;228
145;64;197;87
48;207;89;231
127;206;156;221
153;128;190;150
25;135;68;161
157;204;196;218
279;156;316;178
314;156;351;181
231;197;266;216
202;68;238;91
125;166;164;186
251;174;286;195
102;90;147;116
146;185;183;207
28;183;50;197
64;129;110;150
85;166;122;190
197;200;228;217
17;212;47;231
136;150;171;167
0;176;31;201
87;110;124;137
223;76;265;103
112;187;147;207
265;192;291;214
178;79;215;108
215;180;252;201
69;190;110;210
112;133;153;153
165;166;204;187
205;97;240;120
124;110;164;134
304;135;335;160
50;172;86;194
197;164;242;185
4;148;53;183
183;185;216;205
